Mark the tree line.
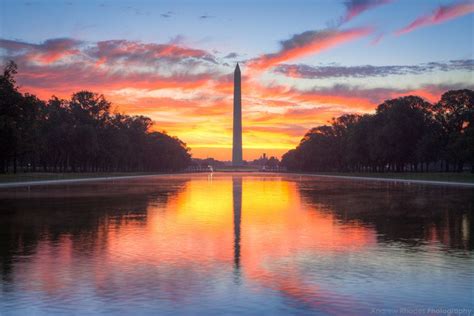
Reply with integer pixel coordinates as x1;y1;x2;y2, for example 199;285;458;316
0;61;191;174
281;90;474;173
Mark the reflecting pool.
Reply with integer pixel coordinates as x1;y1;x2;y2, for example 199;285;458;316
0;173;473;315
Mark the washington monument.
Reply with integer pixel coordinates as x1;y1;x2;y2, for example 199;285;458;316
232;63;243;166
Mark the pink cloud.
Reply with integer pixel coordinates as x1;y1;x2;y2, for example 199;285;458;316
0;38;82;64
396;1;474;35
1;36;469;159
0;38;221;99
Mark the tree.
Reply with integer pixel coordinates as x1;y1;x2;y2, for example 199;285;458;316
434;89;474;171
0;62;192;173
346;115;373;172
0;61;39;173
371;96;433;171
281;92;472;174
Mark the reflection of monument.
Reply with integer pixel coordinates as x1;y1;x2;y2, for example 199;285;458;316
232;64;243;166
232;176;242;274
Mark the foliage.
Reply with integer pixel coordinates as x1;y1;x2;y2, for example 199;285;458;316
0;61;191;173
282;90;474;172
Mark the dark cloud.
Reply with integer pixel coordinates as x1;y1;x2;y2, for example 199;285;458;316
0;38;82;50
0;38;83;63
280;29;333;51
275;60;474;79
91;39;218;65
296;82;474;105
0;37;219;66
199;14;215;19
161;11;174;18
340;0;392;24
224;52;239;59
124;6;149;16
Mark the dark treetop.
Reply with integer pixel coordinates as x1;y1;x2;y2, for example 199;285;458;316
0;61;191;174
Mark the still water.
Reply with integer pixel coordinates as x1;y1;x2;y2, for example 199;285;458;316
0;173;473;315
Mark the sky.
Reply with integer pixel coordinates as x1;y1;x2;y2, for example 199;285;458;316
1;0;473;160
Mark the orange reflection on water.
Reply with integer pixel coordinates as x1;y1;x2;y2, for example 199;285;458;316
12;175;377;307
3;174;473;315
105;175;375;263
99;175;376;306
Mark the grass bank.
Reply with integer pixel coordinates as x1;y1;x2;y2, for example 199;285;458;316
0;172;157;184
302;172;474;185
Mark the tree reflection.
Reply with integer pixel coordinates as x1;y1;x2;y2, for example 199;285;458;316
295;178;474;251
0;178;188;282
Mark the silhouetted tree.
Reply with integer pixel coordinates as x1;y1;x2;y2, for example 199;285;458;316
0;61;30;173
346;114;373;172
282;92;474;173
371;96;433;171
266;156;279;169
434;89;474;172
0;61;191;174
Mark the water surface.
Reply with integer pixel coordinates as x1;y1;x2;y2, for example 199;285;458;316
0;173;473;315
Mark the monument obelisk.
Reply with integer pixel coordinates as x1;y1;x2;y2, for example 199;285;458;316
232;63;243;166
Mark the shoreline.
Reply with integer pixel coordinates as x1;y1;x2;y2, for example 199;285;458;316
0;171;473;188
294;173;474;187
0;173;172;188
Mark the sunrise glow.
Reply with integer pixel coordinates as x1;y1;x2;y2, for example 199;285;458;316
1;0;473;160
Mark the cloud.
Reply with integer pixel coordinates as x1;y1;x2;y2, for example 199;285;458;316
340;0;392;24
370;33;384;45
89;39;218;66
224;52;239;59
0;37;222;99
0;38;220;79
247;27;372;71
0;38;83;63
274;59;474;79
161;11;174;18
124;5;149;16
396;1;474;35
246;80;474;114
111;80;472;152
199;14;215;19
297;82;474;105
1;36;470;159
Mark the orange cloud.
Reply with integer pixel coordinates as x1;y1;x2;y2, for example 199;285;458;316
0;38;220;100
247;27;372;71
247;82;378;111
1;37;465;160
396;1;474;35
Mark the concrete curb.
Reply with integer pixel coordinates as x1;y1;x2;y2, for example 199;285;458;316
294;173;474;187
0;174;172;189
